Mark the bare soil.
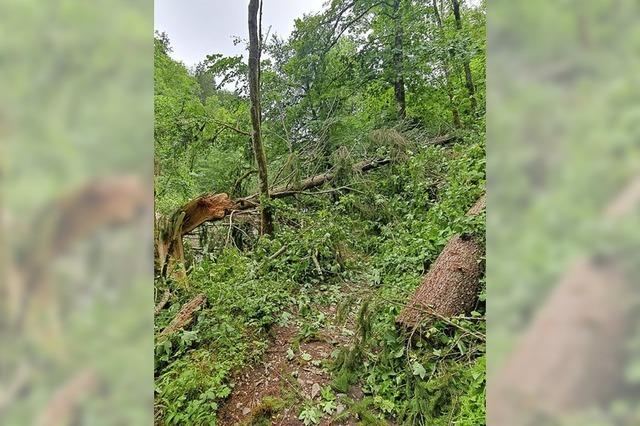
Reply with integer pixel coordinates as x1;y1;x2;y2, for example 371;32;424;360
218;305;362;425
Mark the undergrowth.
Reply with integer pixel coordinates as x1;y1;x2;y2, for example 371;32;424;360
154;131;486;425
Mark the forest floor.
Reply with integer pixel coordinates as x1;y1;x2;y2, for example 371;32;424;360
218;285;372;425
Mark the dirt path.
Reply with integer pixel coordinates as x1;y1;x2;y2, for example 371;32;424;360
218;304;363;425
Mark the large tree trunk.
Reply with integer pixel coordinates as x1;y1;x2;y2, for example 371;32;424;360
432;0;461;128
397;194;485;327
392;0;406;120
248;0;274;235
488;177;640;425
451;0;477;112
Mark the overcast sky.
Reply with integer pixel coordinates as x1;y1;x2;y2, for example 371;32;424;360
155;0;326;67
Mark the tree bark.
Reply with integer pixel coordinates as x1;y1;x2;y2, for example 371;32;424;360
451;0;477;112
433;0;461;128
248;0;274;235
392;0;406;120
157;293;207;341
397;194;485;327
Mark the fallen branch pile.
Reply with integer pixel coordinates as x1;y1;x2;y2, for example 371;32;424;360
156;134;456;278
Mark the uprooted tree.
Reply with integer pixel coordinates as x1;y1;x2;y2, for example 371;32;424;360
397;194;485;327
155;134;456;278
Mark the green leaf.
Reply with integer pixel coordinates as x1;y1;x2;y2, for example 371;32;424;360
298;406;321;425
412;361;426;379
392;347;405;358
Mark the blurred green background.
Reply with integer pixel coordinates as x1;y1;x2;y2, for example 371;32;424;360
1;0;153;424
489;0;640;424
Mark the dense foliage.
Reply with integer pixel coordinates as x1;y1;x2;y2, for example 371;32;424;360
155;0;486;424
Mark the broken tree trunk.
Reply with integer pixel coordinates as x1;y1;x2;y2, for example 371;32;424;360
156;193;236;278
396;194;485;327
157;158;394;278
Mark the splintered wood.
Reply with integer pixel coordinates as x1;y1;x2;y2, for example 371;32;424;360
176;193;236;235
156;135;459;277
156;193;235;277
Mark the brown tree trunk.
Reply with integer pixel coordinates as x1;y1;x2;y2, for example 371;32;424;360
392;0;406;120
248;0;274;235
451;0;477;112
397;194;485;327
433;0;461;128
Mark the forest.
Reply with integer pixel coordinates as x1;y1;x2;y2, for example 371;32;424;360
154;0;486;424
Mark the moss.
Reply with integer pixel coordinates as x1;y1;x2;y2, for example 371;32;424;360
249;396;286;425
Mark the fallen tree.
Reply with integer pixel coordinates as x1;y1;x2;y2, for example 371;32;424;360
396;194;486;327
238;156;393;206
155;157;393;277
156;134;456;278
